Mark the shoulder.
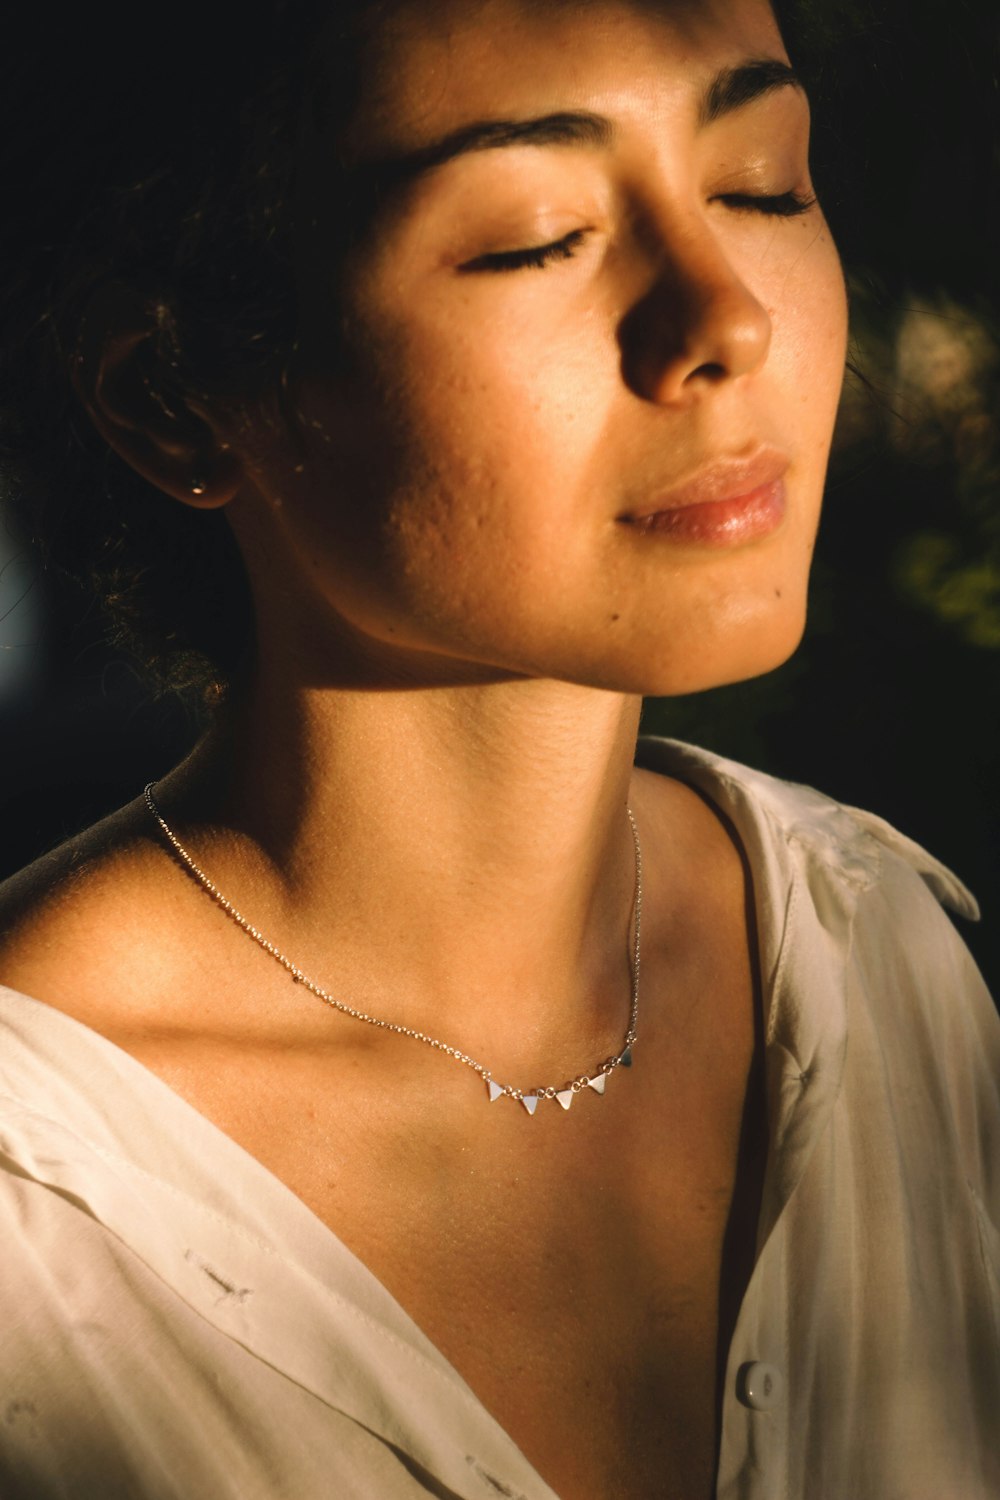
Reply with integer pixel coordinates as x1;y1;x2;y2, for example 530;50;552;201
636;734;995;1056
637;735;1000;1129
638;738;1000;1205
0;795;191;1031
0;793;155;919
636;734;980;921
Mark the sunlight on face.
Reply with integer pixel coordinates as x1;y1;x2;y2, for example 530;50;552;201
234;0;848;695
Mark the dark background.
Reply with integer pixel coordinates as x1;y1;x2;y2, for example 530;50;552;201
1;0;998;992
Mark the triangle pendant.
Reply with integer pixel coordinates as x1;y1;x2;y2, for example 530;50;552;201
521;1094;539;1115
487;1079;504;1103
555;1089;574;1111
587;1073;607;1095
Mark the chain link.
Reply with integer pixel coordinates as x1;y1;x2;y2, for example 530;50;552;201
143;785;641;1107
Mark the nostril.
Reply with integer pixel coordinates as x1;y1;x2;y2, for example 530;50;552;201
617;247;771;404
686;360;728;383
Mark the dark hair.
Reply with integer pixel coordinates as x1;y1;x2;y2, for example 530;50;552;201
0;0;836;701
0;2;362;698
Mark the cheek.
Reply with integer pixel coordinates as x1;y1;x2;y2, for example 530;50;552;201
766;224;848;417
393;293;606;463
279;318;588;651
346;295;612;560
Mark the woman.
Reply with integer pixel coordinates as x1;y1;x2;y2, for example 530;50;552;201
0;1;996;1496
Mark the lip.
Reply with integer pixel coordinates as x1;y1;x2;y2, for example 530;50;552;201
620;450;790;547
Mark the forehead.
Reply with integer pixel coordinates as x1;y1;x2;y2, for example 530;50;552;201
335;0;787;159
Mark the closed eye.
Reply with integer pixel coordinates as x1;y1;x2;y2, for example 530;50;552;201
454;189;813;275
714;190;817;217
458;228;590;273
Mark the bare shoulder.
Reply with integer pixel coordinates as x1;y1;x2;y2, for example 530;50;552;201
629;761;750;913
627;759;757;1079
0;796;188;1029
0;795;151;932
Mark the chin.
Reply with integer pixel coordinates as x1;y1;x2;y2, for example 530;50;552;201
625;598;809;699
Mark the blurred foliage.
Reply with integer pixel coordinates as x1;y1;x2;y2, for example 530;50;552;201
843;286;1000;650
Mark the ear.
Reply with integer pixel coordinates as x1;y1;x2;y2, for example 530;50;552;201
71;282;244;510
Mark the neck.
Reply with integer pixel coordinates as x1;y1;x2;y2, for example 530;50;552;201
160;664;646;1067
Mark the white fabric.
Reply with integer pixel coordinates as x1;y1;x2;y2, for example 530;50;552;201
1;737;998;1499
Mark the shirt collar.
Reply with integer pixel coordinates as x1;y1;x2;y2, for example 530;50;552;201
635;736;976;1242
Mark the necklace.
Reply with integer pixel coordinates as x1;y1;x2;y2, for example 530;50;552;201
143;785;641;1116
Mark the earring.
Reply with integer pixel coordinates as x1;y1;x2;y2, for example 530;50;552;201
190;478;209;497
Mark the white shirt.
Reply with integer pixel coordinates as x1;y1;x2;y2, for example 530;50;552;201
1;738;998;1499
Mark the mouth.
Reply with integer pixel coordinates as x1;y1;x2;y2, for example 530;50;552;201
619;449;790;547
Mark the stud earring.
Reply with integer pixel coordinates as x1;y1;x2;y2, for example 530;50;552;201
190;478;208;496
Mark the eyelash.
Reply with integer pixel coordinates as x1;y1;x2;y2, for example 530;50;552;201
459;228;589;274
714;190;817;218
458;191;816;274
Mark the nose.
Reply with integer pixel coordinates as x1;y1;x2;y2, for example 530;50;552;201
619;218;772;404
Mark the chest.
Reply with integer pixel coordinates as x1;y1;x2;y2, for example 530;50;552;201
360;1142;754;1499
72;771;764;1496
159;1009;764;1500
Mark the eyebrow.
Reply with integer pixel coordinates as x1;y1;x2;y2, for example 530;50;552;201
352;58;804;197
363;112;613;192
700;59;804;126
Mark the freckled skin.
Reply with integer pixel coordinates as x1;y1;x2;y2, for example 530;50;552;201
224;0;848;699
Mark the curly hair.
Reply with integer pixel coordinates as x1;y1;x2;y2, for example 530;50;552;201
0;1;365;698
0;0;843;701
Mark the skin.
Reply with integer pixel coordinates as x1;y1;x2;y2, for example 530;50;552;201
240;0;844;699
0;0;847;1495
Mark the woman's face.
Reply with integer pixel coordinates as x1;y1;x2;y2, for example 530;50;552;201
234;0;848;695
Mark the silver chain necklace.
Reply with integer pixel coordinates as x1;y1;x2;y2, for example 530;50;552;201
143;784;641;1116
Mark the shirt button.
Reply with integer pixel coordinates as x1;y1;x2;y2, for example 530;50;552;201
737;1361;784;1410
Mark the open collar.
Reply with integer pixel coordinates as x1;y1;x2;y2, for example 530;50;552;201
636;735;977;1243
